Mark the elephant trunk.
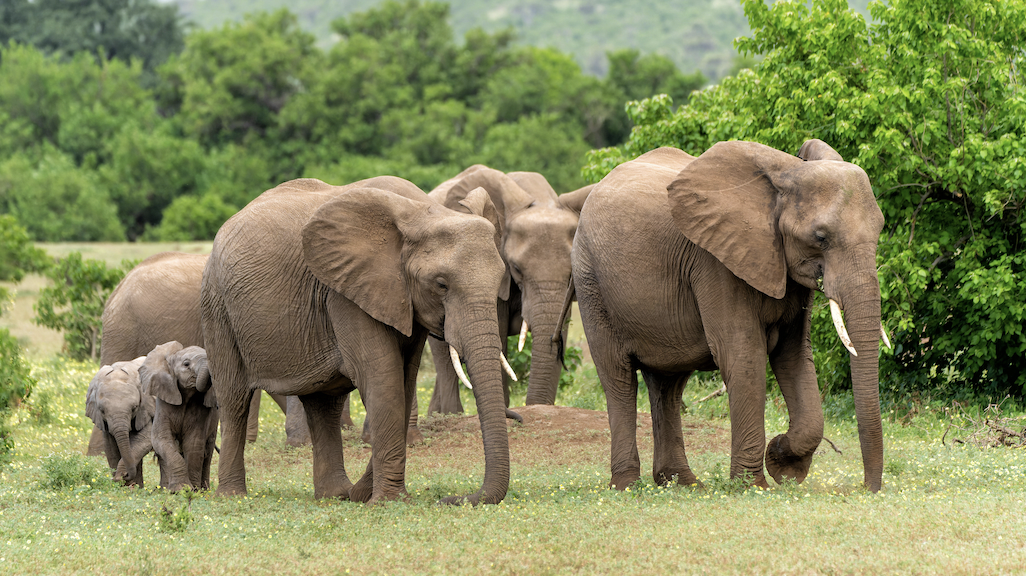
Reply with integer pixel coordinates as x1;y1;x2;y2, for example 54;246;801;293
523;283;569;405
110;424;137;481
840;266;884;493
449;316;510;505
195;357;211;392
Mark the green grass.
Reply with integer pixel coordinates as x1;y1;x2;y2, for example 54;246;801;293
3;355;1026;575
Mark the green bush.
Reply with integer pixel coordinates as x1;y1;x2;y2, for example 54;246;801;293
39;451;116;491
33;253;132;360
153;193;238;241
505;332;584;390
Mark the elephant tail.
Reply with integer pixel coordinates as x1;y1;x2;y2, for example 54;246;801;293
553;276;575;370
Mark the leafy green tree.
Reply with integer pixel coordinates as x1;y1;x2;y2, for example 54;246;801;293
153;193;238;241
33;253;131;361
583;0;1026;398
0;214;49;286
0;148;125;241
0;0;185;85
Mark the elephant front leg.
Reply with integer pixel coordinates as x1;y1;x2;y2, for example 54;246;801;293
427;337;464;415
766;321;824;485
643;370;700;487
154;430;191;491
299;391;353;500
722;358;770;488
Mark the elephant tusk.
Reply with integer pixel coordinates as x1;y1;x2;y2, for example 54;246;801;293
518;321;529;352
449;345;473;389
880;324;892;349
500;353;518;382
829;299;858;357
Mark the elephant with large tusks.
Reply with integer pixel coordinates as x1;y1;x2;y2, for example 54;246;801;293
426;166;592;414
201;176;512;504
565;140;887;492
85;357;154;487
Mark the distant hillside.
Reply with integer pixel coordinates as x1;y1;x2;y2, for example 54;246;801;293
170;0;871;81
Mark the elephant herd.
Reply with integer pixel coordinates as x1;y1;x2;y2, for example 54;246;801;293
85;139;888;503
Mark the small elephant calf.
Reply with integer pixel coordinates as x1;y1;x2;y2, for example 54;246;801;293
140;341;218;492
85;357;154;487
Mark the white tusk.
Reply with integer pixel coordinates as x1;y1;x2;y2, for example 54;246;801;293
518;321;529;352
880;324;892;349
449;345;473;389
829;299;858;357
500;353;518;382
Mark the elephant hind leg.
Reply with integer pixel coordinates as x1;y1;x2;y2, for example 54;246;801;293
299;391;353;500
643;369;701;487
595;353;642;490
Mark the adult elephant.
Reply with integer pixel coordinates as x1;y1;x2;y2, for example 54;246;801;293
201;176;511;504
569;141;886;492
426;166;591;413
88;252;306;455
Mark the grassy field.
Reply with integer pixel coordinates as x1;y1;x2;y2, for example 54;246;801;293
3;244;1026;574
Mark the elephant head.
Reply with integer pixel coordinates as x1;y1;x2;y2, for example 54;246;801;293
665;140;885;491
430;166;591;405
85;357;153;482
140;341;215;409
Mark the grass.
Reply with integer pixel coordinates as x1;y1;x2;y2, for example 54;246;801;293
3;243;1026;573
3;355;1026;575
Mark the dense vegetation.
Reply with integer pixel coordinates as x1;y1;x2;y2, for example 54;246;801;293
0;0;702;242
170;0;872;80
584;0;1026;399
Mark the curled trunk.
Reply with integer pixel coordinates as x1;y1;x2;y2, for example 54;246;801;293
111;425;136;482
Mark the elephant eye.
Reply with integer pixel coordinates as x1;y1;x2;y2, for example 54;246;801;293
814;231;828;245
183;360;190;367
435;278;448;291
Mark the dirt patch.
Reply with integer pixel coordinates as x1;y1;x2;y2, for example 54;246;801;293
411;405;731;471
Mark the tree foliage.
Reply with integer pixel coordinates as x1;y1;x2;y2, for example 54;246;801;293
33;253;131;361
584;0;1026;399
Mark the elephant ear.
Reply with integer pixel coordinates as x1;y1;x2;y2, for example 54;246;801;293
556;184;594;215
666;141;803;299
507;171;559;203
457;186;511;301
796;139;844;162
302;187;421;337
134;392;155;431
140;341;185;406
85;365;115;430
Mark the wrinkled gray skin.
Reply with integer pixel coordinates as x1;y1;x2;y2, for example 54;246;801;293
88;252;306;455
426;166;592;413
85;357;153;487
569;141;885;492
140;341;218;492
202;176;511;504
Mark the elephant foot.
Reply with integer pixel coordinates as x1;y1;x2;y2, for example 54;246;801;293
406;425;424;446
367;488;409;506
349;475;373;503
505;408;523;423
168;482;194;493
341;414;355;430
765;434;814;485
609;470;641;491
654;468;701;488
215;483;247;497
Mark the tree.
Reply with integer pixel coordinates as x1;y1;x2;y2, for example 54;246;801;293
583;0;1026;399
34;253;131;361
0;0;185;85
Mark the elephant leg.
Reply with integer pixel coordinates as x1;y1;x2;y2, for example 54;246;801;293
405;336;426;446
299;391;352;500
596;353;641;490
285;396;312;447
765;324;824;485
721;355;770;488
363;360;415;504
246;391;261;443
87;426;106;456
406;384;423;445
340;395;354;429
183;421;212;490
160;439;191;492
427;337;463;415
642;370;700;487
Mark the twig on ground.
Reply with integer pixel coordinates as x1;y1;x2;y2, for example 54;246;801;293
821;436;842;455
699;383;726;402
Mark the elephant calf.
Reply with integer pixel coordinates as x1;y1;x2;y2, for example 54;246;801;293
85;357;154;487
140;341;218;492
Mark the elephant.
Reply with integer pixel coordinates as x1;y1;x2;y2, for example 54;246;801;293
425;166;592;414
201;176;512;504
139;341;218;492
84;357;154;487
88;251;305;455
567;140;886;492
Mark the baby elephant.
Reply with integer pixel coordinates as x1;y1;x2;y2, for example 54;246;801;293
140;341;218;492
85;357;154;487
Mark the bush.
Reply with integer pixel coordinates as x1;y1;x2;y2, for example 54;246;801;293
505;332;584;390
33;253;132;360
39;451;116;491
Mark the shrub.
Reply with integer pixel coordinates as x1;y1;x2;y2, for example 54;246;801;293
39;452;116;491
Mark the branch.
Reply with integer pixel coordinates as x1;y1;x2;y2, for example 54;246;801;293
698;383;726;402
821;436;843;455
